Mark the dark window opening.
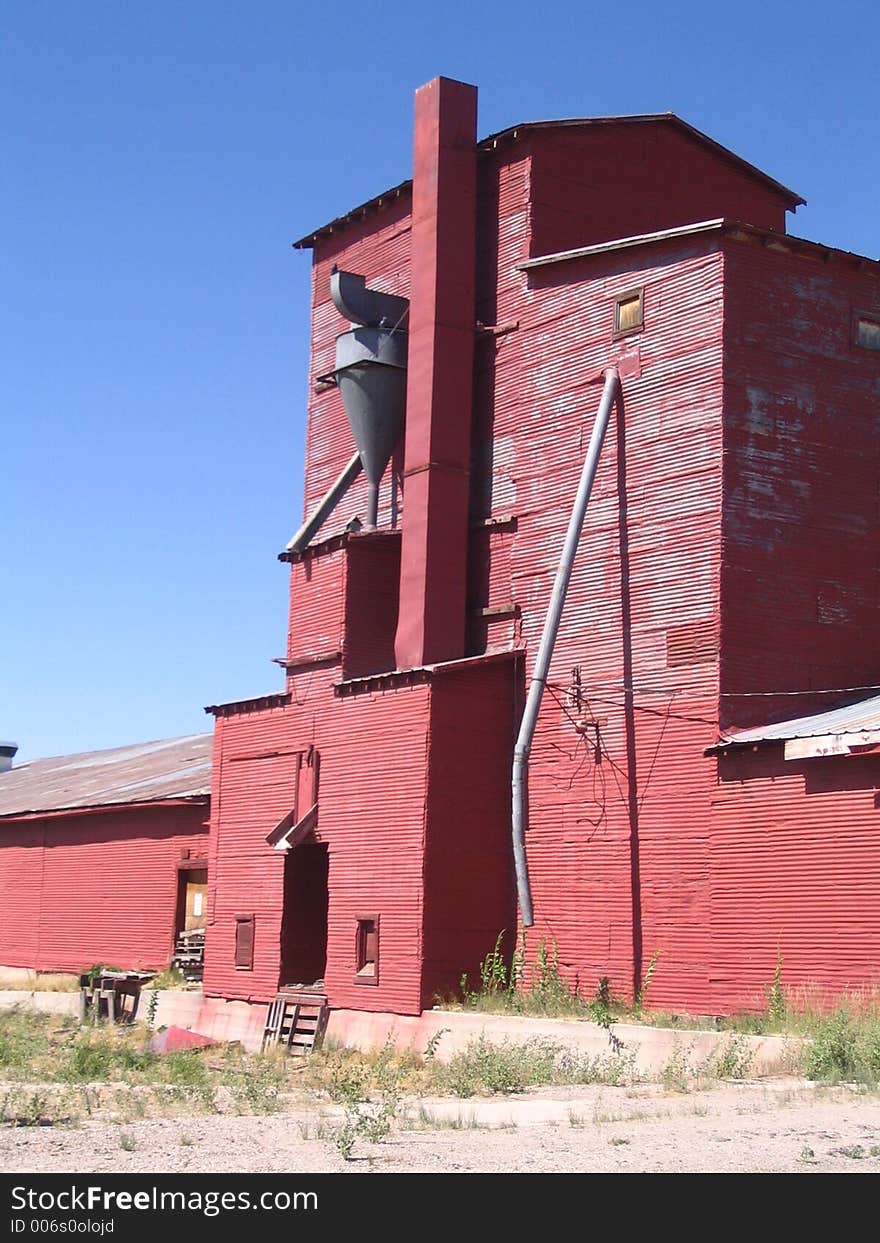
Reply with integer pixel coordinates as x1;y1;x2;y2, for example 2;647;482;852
613;288;644;338
235;913;255;969
355;915;379;985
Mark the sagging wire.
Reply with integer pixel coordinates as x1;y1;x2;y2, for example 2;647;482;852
546;680;719;730
544;677;687;825
562;678;880;703
543;684;608;833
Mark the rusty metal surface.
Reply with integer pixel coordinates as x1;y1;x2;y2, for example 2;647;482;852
0;734;212;818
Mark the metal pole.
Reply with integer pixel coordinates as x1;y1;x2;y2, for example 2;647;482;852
511;367;620;927
284;452;362;555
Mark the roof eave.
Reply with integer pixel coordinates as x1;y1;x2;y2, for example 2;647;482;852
0;793;210;824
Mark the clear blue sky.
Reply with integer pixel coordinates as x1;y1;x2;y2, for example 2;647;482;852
2;1;877;760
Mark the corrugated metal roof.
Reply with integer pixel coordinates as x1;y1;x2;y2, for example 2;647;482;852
0;734;212;819
718;693;880;747
292;114;803;249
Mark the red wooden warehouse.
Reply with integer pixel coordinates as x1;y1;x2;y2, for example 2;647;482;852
204;76;880;1020
0;736;211;975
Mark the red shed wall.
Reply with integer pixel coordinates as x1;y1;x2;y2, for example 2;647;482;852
527;124;791;259
720;240;880;729
500;239;727;1010
0;823;42;968
0;804;208;973
710;749;880;1008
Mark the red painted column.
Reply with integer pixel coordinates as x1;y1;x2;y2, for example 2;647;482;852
394;77;477;670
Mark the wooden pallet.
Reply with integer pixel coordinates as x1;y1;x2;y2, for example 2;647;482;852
262;989;328;1056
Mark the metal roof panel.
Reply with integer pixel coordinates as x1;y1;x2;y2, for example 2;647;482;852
718;693;880;747
0;734;212;819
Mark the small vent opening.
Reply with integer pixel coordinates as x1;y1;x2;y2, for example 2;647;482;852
854;314;880;352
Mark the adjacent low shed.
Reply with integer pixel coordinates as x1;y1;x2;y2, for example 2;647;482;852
0;735;212;974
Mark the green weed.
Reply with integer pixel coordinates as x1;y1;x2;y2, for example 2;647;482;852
805;1006;880;1085
660;1046;692;1093
709;1035;754;1080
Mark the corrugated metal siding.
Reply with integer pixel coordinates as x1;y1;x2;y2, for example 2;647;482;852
0;804;208;972
209;118;879;1021
204;676;432;1014
705;237;880;1011
527;124;788;259
421;658;518;1005
710;747;880;1007
287;546;345;665
342;532;400;679
0;823;43;967
720;238;880;730
502;234;726;1011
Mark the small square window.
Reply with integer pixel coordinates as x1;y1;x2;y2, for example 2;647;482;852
613;288;644;338
355;915;379;985
854;313;880;352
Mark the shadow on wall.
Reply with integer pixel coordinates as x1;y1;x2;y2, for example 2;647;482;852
615;385;644;1004
717;746;880;797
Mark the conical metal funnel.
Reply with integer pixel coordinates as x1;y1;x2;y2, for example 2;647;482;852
331;270;408;529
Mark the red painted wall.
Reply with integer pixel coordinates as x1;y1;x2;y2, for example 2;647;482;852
0;803;208;973
204;678;434;1014
208;96;880;1020
205;654;517;1015
721;238;880;729
421;658;518;1005
710;748;880;1009
342;532;400;679
698;238;880;1011
527;122;792;258
395;77;477;669
505;239;726;1011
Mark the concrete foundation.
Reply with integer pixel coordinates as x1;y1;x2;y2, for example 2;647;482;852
0;989;81;1018
0;989;801;1075
326;1007;797;1076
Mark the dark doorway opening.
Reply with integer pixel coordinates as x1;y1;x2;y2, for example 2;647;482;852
174;866;208;941
280;842;329;989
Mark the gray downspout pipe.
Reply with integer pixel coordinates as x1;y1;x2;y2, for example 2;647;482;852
512;367;621;926
284;451;363;555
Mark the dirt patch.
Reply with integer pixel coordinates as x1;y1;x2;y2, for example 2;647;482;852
3;1079;879;1173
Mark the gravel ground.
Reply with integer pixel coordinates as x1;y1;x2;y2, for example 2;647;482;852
3;1078;880;1173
